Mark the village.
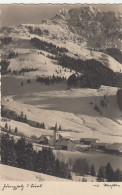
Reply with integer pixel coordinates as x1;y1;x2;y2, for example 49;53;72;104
34;125;122;156
1;117;122;157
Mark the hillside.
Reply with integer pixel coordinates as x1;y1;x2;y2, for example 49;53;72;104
1;84;122;144
1;6;122;142
1;5;122;181
0;164;69;181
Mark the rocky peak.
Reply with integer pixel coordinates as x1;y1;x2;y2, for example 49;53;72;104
51;9;70;25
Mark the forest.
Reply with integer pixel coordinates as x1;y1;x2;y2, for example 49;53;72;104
31;37;68;54
57;55;119;88
106;48;122;64
1;134;71;179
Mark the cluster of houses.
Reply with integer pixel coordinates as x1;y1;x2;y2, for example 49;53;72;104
35;127;122;156
2;117;122;156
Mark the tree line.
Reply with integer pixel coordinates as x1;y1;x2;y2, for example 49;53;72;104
117;88;122;110
8;51;18;59
27;26;49;36
1;37;12;44
1;106;46;130
36;75;66;85
105;48;122;64
0;60;10;75
57;54;119;88
70;158;122;182
31;37;68;55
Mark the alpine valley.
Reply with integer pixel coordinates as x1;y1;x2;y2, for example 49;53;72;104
1;6;122;182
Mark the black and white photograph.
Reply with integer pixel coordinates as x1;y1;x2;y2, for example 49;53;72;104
0;3;122;183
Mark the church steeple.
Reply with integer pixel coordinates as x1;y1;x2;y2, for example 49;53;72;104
53;122;59;146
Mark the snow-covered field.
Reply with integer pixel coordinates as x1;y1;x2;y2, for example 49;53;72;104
0;164;97;182
0;164;69;181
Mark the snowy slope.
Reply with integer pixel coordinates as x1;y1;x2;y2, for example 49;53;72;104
1;6;122;146
2;85;122;144
2;19;122;75
0;164;69;181
1;120;53;138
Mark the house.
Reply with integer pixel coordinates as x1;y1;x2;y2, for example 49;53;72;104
80;138;98;145
36;135;53;145
91;142;108;150
105;143;122;155
55;135;74;151
74;144;91;152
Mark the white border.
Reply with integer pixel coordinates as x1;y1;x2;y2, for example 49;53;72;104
0;0;122;4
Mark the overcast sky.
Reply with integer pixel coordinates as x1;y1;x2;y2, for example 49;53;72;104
0;4;122;26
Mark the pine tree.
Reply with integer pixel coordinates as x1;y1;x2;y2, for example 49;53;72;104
14;127;18;135
97;166;106;182
90;164;96;176
9;125;11;133
1;134;10;164
20;111;24;119
24;114;28;123
59;125;62;131
15;137;26;168
42;122;45;129
5;123;8;130
106;162;114;182
55;123;57;131
7;137;18;167
1;134;17;167
23;143;34;171
55;159;60;177
114;168;121;182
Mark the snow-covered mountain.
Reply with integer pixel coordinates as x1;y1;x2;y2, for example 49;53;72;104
50;6;122;49
1;5;122;145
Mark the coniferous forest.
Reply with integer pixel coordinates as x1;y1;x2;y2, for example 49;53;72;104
1;134;72;179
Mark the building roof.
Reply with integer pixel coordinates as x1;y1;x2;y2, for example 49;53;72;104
37;135;52;141
80;138;98;141
106;143;122;151
91;142;108;146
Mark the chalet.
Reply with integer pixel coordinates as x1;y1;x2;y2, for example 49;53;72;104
55;135;74;151
80;138;98;145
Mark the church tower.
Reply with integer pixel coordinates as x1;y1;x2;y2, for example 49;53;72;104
53;122;59;146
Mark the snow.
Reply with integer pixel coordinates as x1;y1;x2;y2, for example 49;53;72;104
2;85;122;144
71;172;97;182
2;22;122;77
0;164;69;181
9;51;75;79
1;19;122;147
1;120;53;138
